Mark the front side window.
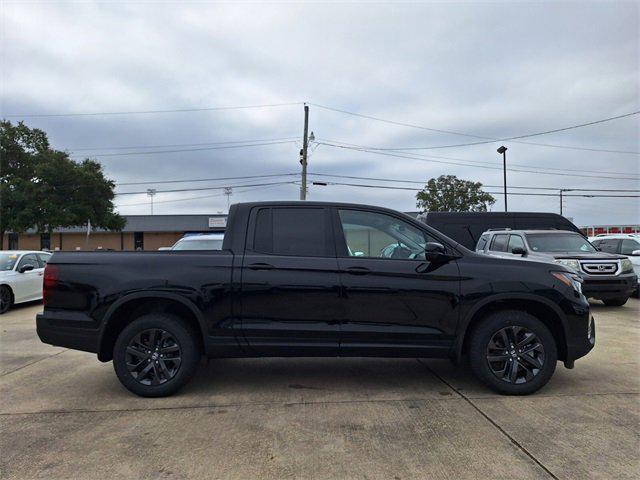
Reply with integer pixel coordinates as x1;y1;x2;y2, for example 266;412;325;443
253;207;329;257
338;209;430;260
17;254;38;270
596;239;620;254
526;233;596;253
489;234;509;252
621;239;640;255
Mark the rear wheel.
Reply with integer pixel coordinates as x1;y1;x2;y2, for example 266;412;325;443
469;310;557;395
0;286;13;314
602;296;629;307
113;314;200;397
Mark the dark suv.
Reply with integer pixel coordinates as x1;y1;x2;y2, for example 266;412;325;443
476;229;637;306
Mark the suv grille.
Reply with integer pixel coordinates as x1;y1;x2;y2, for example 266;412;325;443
581;262;618;275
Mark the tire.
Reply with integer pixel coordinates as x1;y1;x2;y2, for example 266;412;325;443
602;296;629;307
113;313;201;397
469;310;557;395
0;286;13;314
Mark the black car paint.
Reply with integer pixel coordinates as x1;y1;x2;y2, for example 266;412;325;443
37;201;594;368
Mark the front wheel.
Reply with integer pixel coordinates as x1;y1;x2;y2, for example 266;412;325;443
469;310;557;395
602;296;629;307
0;286;13;314
113;314;200;397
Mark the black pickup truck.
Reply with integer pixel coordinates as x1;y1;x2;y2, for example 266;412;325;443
37;201;595;397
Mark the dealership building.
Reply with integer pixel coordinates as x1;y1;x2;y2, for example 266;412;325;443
3;214;228;251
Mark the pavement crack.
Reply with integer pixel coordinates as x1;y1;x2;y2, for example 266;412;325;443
0;349;69;377
417;359;560;480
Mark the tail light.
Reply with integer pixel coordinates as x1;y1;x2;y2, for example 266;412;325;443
43;264;59;306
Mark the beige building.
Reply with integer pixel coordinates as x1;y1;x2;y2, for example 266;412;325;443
2;214;227;251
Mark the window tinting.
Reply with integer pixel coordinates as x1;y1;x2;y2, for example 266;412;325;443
338;209;430;260
254;208;328;257
490;234;509;252
507;235;525;252
621;239;640;255
594;238;619;254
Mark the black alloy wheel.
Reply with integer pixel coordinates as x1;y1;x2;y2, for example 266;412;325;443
125;328;182;386
0;286;12;314
486;326;545;384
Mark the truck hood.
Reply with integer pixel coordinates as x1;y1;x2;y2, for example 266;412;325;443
545;252;626;261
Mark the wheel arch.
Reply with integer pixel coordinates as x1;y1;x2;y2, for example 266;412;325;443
455;294;569;363
98;292;207;361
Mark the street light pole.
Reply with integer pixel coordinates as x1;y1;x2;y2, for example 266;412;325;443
497;146;508;212
147;188;156;215
300;104;309;200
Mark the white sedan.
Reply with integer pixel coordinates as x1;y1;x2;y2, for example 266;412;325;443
0;251;52;314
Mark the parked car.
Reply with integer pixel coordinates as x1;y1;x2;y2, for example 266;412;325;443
0;250;52;314
476;230;637;306
37;202;595;397
170;233;224;250
416;211;583;250
589;234;640;297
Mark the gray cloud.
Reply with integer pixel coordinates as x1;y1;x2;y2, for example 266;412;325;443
2;1;638;225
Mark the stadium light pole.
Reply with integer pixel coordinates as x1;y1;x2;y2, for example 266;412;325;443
497;146;508;212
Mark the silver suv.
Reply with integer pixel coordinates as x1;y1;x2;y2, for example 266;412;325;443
476;229;637;306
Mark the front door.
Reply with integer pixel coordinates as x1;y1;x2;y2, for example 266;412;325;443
14;253;44;302
239;206;342;355
334;208;460;357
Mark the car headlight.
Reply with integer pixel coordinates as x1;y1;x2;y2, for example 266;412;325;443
552;271;583;295
621;258;633;273
555;259;580;272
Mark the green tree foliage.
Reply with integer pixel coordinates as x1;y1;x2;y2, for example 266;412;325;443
0;120;124;247
416;175;496;212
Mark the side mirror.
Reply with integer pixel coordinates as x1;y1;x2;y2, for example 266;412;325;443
19;264;35;273
632;250;640;256
424;242;447;262
511;247;526;256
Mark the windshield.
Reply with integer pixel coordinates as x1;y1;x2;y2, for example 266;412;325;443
172;238;223;250
526;233;596;253
0;253;19;271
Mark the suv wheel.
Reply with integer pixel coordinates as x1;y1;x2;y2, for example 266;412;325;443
602;296;628;307
469;310;557;395
113;314;200;397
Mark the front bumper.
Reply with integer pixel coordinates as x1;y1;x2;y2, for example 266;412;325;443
582;272;637;300
36;310;100;354
560;295;595;366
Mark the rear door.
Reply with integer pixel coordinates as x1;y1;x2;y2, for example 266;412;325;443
334;207;460;357
239;206;342;355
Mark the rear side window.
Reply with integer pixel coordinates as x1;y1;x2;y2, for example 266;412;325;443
476;234;489;251
36;253;51;267
621;239;640;255
253;207;329;257
489;234;509;252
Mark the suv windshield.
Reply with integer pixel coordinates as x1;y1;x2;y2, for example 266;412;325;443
526;233;596;253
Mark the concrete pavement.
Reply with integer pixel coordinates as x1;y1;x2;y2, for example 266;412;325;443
1;300;638;479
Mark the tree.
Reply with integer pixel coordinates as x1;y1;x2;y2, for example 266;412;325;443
416;175;495;212
0;120;124;248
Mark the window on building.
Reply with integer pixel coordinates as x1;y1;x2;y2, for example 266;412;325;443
134;232;144;251
8;233;18;250
40;233;51;250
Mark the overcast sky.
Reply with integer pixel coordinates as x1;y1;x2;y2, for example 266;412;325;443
2;1;639;226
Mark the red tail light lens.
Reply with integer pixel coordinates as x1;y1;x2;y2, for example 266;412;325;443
43;264;59;306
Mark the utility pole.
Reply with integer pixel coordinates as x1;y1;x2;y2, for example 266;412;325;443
224;187;232;212
147;188;157;215
300;104;309;200
497;146;508;212
560;189;563;216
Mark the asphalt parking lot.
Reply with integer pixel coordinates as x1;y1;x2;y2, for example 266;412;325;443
1;300;638;480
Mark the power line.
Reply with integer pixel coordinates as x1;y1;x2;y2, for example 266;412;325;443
117;172;299;186
312;180;640;198
315;138;639;177
67;136;299;152
310;103;640;154
115;180;298;196
3;102;304;118
70;139;297;158
307;173;640;192
314;141;639;181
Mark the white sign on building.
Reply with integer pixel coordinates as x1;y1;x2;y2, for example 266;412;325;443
208;217;227;228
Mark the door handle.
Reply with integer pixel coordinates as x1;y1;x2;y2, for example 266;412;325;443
345;266;370;275
247;262;275;271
